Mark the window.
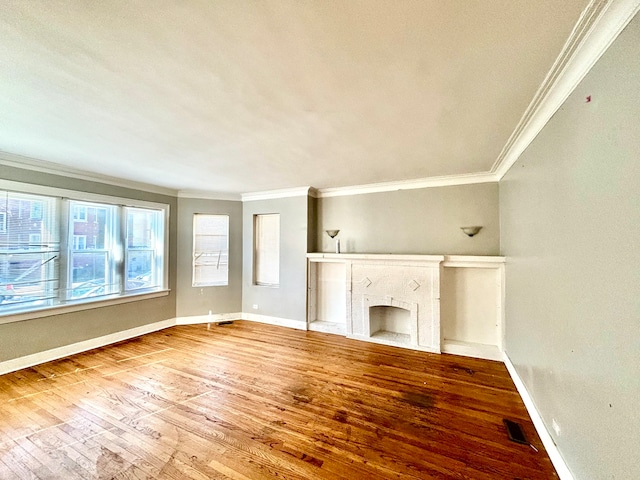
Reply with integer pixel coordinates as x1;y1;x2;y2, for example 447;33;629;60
68;201;118;299
72;205;87;221
254;213;279;287
30;201;43;220
29;234;42;247
0;183;168;316
125;207;164;292
192;214;229;286
0;190;60;310
72;235;87;250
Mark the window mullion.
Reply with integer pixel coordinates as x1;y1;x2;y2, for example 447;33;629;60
60;198;71;302
117;206;126;295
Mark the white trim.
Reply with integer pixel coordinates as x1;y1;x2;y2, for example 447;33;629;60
441;340;502;362
0;318;175;376
241;312;307;330
503;353;574;480
316;173;498;198
177;190;241;202
308;320;346;335
346;333;440;353
241;186;312;202
175;312;241;325
492;0;640;179
441;255;505;268
175;312;306;331
307;253;445;262
0;151;177;197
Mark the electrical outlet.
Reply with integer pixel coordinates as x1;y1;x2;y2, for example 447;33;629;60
252;304;258;310
552;418;561;436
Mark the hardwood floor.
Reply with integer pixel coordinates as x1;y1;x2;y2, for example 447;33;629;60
0;321;557;479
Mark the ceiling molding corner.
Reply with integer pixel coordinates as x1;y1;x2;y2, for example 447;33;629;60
0;151;178;197
491;0;640;180
241;186;312;202
316;172;499;198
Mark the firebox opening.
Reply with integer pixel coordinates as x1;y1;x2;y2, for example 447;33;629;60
369;305;411;343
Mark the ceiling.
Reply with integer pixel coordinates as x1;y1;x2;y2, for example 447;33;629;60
0;0;589;196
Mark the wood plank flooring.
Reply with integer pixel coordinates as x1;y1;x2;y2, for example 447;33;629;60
0;321;558;479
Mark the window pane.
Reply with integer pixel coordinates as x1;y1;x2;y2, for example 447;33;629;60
127;209;154;249
0;190;59;311
254;214;279;287
126;208;162;291
70;252;114;298
126;250;156;290
68;201;117;299
193;214;229;286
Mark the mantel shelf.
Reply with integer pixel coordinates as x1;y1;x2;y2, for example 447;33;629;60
307;253;505;266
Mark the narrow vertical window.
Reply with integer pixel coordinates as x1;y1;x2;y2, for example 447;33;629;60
193;214;229;287
254;213;280;287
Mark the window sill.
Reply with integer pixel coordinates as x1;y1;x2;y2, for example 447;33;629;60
0;289;171;326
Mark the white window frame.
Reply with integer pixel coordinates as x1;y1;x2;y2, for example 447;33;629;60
254;213;280;287
73;205;87;221
72;235;87;250
0;179;170;324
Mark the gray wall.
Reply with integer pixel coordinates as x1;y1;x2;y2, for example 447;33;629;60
0;165;177;362
176;197;242;317
500;16;640;480
242;195;309;323
316;183;499;255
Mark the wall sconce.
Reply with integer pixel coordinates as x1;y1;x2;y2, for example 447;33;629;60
460;226;482;237
325;229;340;253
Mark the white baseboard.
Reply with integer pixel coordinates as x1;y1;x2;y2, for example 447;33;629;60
0;318;176;376
503;353;573;480
241;312;307;330
0;312;310;376
176;312;306;331
346;333;439;354
308;320;345;335
442;340;503;361
175;312;242;325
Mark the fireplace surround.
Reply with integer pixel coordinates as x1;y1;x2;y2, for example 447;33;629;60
307;253;505;359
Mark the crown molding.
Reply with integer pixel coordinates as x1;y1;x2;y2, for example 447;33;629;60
492;0;640;179
241;186;312;202
177;190;242;201
316;172;499;198
0;151;178;197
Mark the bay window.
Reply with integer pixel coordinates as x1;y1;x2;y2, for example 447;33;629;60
0;182;168;317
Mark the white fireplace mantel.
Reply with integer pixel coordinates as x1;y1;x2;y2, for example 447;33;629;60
307;253;505;360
